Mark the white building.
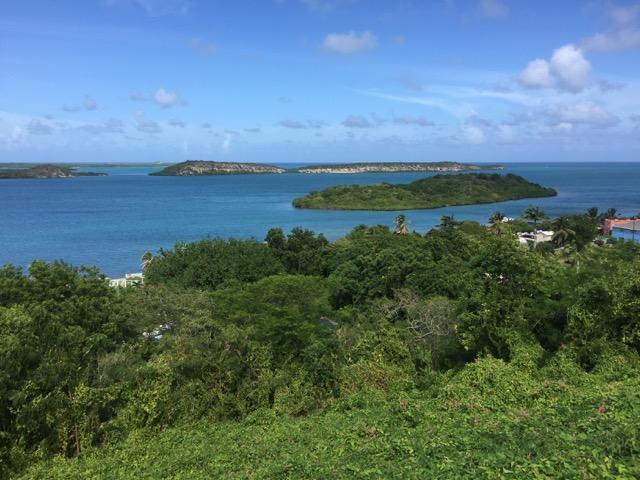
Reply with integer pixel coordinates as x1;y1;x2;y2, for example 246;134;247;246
517;230;554;247
108;272;144;288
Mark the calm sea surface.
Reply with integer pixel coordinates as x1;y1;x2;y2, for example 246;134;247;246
1;162;639;276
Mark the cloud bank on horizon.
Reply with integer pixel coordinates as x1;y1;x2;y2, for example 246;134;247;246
1;0;639;163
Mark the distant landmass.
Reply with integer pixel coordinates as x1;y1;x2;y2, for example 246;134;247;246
295;162;503;174
150;160;286;176
293;173;557;210
0;164;105;179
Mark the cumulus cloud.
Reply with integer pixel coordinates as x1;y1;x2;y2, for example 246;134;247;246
26;119;53;135
479;0;508;18
392;115;434;127
244;127;261;133
322;31;378;54
154;88;184;108
168;118;185;128
134;111;162;134
201;122;212;130
190;38;216;56
518;44;591;92
279;119;325;129
598;79;625;93
63;95;98;112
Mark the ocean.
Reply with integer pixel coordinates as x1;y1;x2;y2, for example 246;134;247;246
1;162;638;276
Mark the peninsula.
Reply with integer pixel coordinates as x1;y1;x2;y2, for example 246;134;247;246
150;160;286;176
295;162;503;174
292;173;557;210
0;164;105;179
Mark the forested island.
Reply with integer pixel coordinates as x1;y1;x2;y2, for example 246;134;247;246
150;160;286;176
293;173;557;210
296;161;503;174
0;164;105;179
2;208;639;479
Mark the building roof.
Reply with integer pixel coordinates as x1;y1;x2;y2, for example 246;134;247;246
613;220;640;232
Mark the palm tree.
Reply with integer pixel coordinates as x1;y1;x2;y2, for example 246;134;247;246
394;214;409;235
551;216;576;247
523;206;548;229
488;211;505;234
586;207;599;221
141;251;154;271
438;215;458;229
601;208;618;220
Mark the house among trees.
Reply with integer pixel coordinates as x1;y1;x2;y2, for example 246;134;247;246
517;230;554;247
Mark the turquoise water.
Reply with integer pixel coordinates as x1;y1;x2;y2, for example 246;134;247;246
1;163;639;276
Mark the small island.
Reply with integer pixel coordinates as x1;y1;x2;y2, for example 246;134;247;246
295;161;503;174
292;173;557;210
150;160;286;176
0;164;105;179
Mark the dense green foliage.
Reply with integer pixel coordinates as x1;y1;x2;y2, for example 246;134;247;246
1;208;639;479
292;173;557;210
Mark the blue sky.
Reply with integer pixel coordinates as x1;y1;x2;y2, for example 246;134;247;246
1;0;640;163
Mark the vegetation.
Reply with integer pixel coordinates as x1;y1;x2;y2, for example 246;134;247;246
150;160;285;176
1;207;639;479
292;173;557;210
0;164;105;179
295;161;504;174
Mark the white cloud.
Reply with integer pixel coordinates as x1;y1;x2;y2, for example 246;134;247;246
130;90;147;102
222;132;232;152
392;115;434;126
134;111;162;133
550;101;619;127
461;125;486;144
78;118;123;134
518;44;591;92
168;118;185;128
322;31;378;54
279;119;326;129
342;113;384;128
26;119;53;135
479;0;508;18
549;44;591;92
154;88;184;108
63;95;98;112
582;28;640;52
518;59;554;89
608;4;640;25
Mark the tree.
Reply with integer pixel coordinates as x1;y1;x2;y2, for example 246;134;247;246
552;216;576;247
394;215;409;235
523;206;548;229
141;251;154;271
488;212;505;235
438;215;458;230
601;208;618;220
586;207;599;221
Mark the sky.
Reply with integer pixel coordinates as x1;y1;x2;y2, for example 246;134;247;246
1;0;640;164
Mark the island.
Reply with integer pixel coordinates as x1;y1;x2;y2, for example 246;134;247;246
295;161;503;174
0;164;105;179
150;160;286;176
292;173;557;210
